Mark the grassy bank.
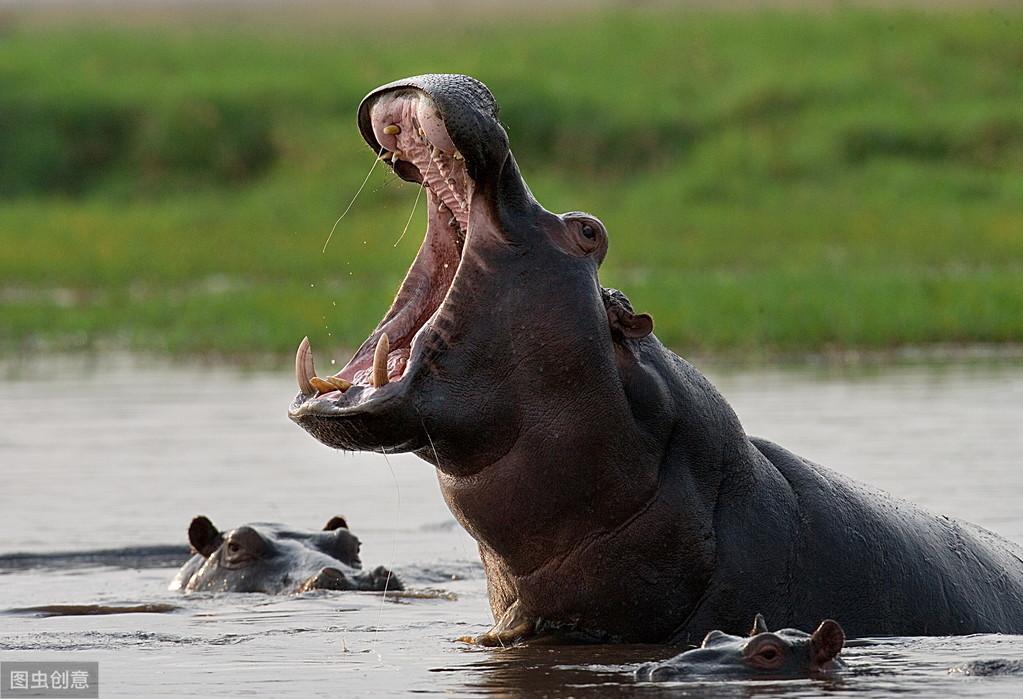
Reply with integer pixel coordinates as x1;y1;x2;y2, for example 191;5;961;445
1;7;1021;360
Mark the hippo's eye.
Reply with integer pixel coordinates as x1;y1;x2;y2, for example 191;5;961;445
554;213;607;261
227;542;241;554
747;641;785;669
569;217;604;255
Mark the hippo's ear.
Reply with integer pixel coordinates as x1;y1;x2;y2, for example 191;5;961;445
607;308;653;340
810;619;845;665
750;613;769;636
188;516;223;558
602;287;653;341
323;515;349;531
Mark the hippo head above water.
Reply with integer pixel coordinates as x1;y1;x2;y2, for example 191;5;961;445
289;73;649;463
169;515;399;594
636;614;846;682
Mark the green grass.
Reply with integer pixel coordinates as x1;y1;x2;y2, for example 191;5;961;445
1;7;1022;359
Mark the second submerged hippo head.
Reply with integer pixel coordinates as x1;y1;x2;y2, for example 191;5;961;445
169;515;400;594
636;614;846;682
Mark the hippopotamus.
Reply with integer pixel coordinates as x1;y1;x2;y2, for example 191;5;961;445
636;614;845;681
169;515;401;594
288;74;1023;643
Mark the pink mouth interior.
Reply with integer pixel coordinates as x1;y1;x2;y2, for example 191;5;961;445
316;91;473;396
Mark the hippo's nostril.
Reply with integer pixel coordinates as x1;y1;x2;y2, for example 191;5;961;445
634;663;655;681
649;665;683;682
316;567;350;590
635;663;685;683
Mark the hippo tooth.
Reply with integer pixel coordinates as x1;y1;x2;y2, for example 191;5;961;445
309;376;336;394
372;333;390;388
380;151;393;161
306;371;352;395
392;150;403;163
326;376;352;391
295;337;315;395
383;124;401;135
453;151;463;160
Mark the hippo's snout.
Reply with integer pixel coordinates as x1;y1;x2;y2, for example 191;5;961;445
635;662;685;682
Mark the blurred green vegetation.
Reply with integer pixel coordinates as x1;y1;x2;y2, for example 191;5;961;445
1;7;1021;360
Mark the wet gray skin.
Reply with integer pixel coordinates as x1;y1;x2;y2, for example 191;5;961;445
169;516;401;594
289;74;1023;644
636;614;845;682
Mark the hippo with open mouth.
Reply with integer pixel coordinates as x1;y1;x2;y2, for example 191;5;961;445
636;614;845;681
170;515;400;594
289;74;1023;643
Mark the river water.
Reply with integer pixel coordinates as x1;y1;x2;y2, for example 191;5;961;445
1;356;1021;697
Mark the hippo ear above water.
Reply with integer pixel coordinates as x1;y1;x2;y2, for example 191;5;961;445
611;310;653;340
323;515;349;531
188;515;223;558
810;619;845;665
602;287;654;341
750;613;770;636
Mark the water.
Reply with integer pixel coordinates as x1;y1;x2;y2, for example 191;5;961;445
2;356;1022;697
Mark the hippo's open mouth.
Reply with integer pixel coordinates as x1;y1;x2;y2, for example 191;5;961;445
289;85;480;423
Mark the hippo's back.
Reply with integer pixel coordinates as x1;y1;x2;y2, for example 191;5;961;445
752;437;1023;636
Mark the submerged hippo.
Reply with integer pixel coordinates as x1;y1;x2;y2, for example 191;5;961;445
170;515;400;594
289;74;1023;643
636;614;845;681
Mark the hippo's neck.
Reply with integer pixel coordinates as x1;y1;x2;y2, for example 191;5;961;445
436;342;798;642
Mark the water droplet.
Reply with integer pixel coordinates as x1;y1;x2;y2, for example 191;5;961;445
330;359;336;365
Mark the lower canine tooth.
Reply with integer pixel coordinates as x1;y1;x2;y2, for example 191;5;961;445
295;337;315;395
372;333;390;388
383;124;401;135
326;376;352;391
309;377;336;394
